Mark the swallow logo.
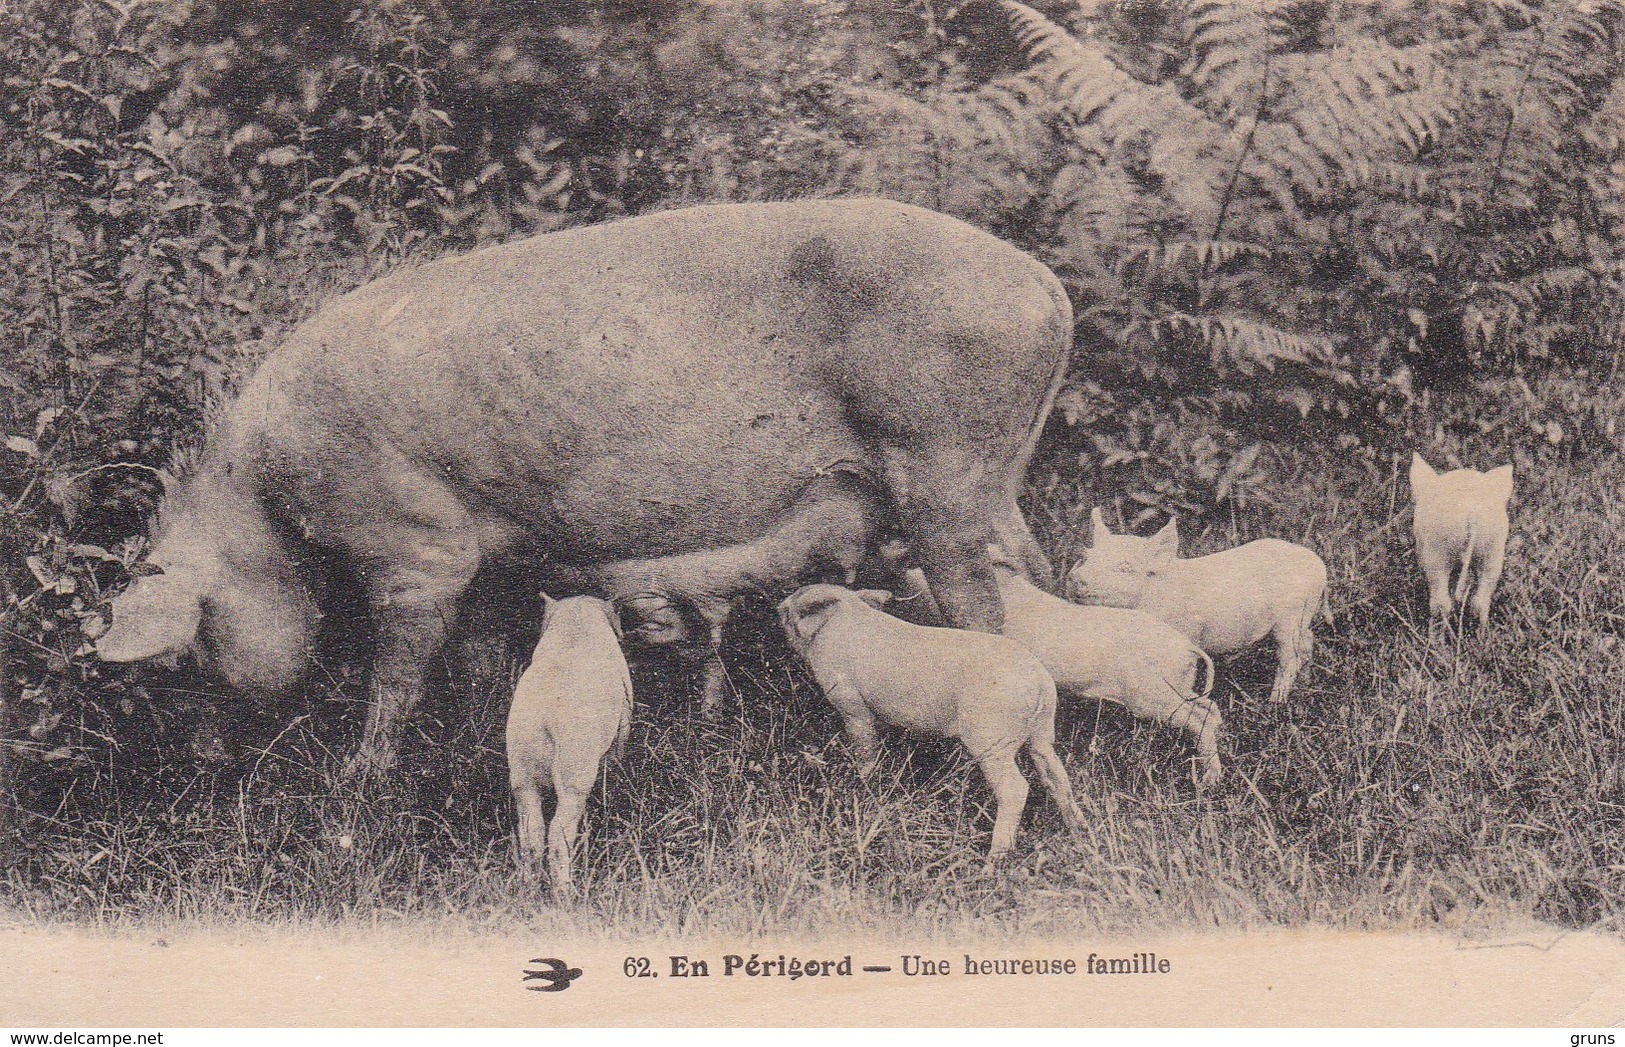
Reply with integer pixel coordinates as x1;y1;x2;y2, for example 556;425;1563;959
524;957;584;992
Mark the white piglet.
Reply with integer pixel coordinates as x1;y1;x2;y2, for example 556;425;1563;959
506;594;633;898
777;584;1084;861
1409;453;1513;633
888;553;1222;786
1066;511;1328;703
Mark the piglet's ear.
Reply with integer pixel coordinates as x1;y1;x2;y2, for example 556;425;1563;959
1090;507;1111;544
601;600;625;640
853;589;894;610
1487;463;1513;502
1150;517;1180;564
781;591;839;647
1409;452;1437;492
795;591;845;618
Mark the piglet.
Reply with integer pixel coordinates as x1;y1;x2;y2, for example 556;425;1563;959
777;584;1084;861
1410;453;1513;633
506;594;633;898
1066;510;1328;703
890;549;1221;785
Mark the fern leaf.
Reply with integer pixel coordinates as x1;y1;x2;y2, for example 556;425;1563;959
996;0;1135;123
1146;311;1343;377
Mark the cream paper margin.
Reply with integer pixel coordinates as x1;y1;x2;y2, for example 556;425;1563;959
2;923;1623;1026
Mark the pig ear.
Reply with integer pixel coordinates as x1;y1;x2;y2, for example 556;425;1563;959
875;537;912;570
853;589;894;610
1409;453;1436;492
985;544;1019;572
1090;507;1112;544
1487;464;1513;501
96;575;203;663
600;599;625;640
1150;517;1180;564
794;590;845;619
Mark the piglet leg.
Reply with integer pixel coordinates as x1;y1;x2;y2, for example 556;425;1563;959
511;779;549;869
547;787;589;902
697;620;730;716
1416;539;1455;636
1470;540;1506;634
975;747;1029;863
1025;737;1085;831
825;680;882;777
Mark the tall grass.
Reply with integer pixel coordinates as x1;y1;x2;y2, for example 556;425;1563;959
3;445;1622;940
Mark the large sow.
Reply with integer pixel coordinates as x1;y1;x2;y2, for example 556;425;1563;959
95;199;1073;777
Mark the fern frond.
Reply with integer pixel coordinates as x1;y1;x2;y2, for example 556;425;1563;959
834;81;1051;220
1046;160;1143;262
1479;268;1598;312
1479;3;1622;203
1146;311;1343;376
1120;239;1272;281
1267;40;1460;203
996;0;1137;123
1183;0;1295;120
996;0;1234;229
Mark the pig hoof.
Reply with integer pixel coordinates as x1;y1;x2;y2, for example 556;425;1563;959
698;675;732;718
340;749;393;783
189;728;232;767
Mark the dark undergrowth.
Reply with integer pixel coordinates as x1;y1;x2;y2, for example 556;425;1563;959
4;445;1622;940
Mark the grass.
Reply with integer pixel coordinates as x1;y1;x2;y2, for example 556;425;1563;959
3;439;1624;941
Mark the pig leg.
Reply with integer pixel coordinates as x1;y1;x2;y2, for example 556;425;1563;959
973;745;1029;862
917;538;1003;634
992;501;1055;590
1092;677;1223;785
546;785;591;902
1451;548;1474;606
1269;610;1312;703
824;680;882;777
1023;710;1085;831
882;452;1003;632
1178;696;1224;786
698;656;729;715
346;530;483;780
1416;538;1455;633
1469;537;1506;634
511;776;549;869
841;711;883;779
697;620;729;716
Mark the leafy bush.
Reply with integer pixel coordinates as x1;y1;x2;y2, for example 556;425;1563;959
827;0;1625;516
